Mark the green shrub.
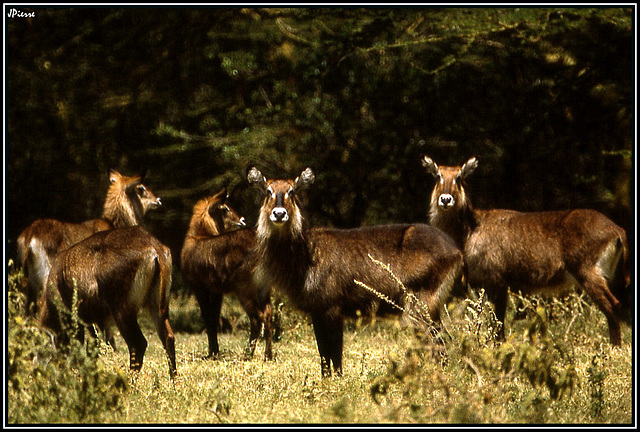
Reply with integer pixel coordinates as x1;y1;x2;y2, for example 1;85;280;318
7;264;127;424
359;259;618;424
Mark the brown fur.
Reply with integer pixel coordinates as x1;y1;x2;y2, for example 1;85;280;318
181;188;273;360
17;169;161;312
422;155;631;345
39;226;176;378
248;167;464;377
102;170;161;228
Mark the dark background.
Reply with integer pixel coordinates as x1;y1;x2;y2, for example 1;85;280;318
6;7;634;290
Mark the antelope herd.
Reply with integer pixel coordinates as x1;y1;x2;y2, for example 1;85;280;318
14;157;631;378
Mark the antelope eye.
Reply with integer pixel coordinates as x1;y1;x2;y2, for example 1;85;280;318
137;185;147;193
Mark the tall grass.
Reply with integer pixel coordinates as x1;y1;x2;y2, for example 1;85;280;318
7;263;127;424
6;260;633;425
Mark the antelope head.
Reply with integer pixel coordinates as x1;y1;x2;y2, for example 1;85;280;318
248;167;314;238
422;155;478;212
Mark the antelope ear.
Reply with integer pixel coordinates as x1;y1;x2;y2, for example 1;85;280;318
109;169;121;183
294;167;315;191
212;187;228;204
124;180;139;195
421;155;440;178
127;168;148;187
247;166;267;188
460;157;478;179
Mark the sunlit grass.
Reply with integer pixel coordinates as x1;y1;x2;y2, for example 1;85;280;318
7;265;634;425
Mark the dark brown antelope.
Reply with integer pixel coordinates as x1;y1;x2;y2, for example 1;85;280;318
248;167;464;377
16;169;161;311
39;226;176;378
181;188;273;360
421;155;631;345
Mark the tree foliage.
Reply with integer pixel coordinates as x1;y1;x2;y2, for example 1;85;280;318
7;7;633;264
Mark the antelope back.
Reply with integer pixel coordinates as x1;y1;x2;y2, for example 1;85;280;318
41;226;176;377
103;169;162;228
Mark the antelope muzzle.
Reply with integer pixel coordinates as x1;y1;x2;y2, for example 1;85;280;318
438;193;455;210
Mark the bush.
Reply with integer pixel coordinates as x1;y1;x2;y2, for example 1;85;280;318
360;259;628;423
7;263;127;424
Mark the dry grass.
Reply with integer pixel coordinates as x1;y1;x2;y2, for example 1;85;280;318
6;265;635;425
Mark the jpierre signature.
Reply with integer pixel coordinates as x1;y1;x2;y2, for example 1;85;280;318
7;8;35;18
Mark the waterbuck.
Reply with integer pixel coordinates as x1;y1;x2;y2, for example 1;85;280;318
39;226;176;378
247;167;464;377
16;169;161;311
181;188;273;360
421;155;631;345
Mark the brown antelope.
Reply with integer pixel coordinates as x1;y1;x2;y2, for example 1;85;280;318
421;155;631;345
16;169;161;312
181;188;273;360
39;226;176;378
247;167;464;377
